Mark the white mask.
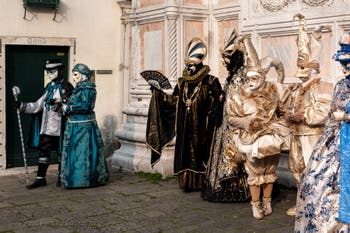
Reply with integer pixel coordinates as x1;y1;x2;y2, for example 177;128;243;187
47;69;58;81
245;71;264;93
72;71;87;84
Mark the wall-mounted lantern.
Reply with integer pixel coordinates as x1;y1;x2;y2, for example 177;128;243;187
23;0;60;20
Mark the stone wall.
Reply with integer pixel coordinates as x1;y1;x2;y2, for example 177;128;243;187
113;0;350;187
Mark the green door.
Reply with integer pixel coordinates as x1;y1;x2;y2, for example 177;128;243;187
6;45;69;168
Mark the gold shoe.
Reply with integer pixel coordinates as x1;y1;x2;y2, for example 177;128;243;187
262;197;272;216
286;205;296;216
251;201;264;220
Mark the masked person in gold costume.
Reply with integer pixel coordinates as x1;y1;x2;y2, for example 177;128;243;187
224;35;291;219
201;29;286;203
201;29;250;202
145;38;223;192
286;14;333;216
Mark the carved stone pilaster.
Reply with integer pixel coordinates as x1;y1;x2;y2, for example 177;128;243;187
166;11;179;84
112;1;175;176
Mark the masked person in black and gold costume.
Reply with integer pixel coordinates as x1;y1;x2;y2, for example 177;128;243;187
201;29;250;202
146;38;223;192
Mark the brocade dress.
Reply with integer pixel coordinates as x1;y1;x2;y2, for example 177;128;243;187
295;76;350;232
60;80;109;188
201;68;250;202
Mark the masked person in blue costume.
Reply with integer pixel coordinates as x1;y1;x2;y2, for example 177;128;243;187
16;59;74;189
60;63;109;188
294;32;350;232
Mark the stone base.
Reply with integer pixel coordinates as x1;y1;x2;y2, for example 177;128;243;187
112;144;295;187
111;139;175;177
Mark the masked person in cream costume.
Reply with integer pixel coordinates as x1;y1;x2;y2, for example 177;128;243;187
224;35;291;219
201;28;287;203
286;14;333;216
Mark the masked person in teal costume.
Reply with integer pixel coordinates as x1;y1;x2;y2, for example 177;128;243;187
60;63;109;188
16;59;74;189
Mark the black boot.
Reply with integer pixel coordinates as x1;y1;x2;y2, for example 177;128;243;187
26;178;47;189
56;178;61;187
26;161;49;189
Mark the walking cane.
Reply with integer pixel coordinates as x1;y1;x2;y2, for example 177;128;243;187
12;86;30;185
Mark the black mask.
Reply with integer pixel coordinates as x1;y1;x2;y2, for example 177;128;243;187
185;62;203;76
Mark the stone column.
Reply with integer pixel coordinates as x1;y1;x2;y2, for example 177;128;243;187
112;0;178;176
112;0;150;173
165;0;180;84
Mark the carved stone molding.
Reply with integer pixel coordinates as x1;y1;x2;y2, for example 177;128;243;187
259;0;334;12
118;1;132;25
259;0;294;12
302;0;334;7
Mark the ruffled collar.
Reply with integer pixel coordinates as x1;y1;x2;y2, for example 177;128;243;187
75;80;95;89
182;65;210;83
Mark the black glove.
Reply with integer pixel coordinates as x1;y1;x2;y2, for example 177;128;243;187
15;100;21;109
47;99;56;106
52;103;63;112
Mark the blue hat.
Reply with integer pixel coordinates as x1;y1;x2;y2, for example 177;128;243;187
72;63;92;79
333;32;350;64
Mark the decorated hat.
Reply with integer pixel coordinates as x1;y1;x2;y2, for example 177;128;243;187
72;63;92;79
221;29;244;72
333;32;350;64
44;59;64;70
260;56;285;83
241;35;265;78
185;37;207;65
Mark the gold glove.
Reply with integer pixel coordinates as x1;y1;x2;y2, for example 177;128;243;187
333;110;345;121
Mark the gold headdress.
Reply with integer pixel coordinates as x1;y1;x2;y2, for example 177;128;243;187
238;35;265;78
294;13;329;78
221;28;244;72
221;29;241;65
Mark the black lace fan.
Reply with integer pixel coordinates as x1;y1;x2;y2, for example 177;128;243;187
140;70;172;90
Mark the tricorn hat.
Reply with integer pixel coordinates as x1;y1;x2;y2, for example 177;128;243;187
44;59;64;70
185;37;207;65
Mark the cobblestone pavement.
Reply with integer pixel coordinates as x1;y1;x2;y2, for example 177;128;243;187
0;167;296;233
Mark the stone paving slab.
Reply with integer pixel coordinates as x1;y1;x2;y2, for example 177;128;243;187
0;168;296;233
